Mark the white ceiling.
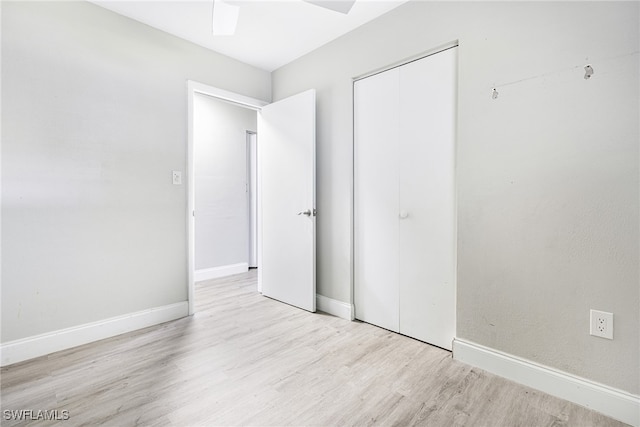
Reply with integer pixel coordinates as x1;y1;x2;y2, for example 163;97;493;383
89;0;408;72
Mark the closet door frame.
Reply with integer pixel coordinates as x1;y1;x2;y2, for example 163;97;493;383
352;42;458;348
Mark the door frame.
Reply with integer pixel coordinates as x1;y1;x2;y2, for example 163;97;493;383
246;131;258;269
187;80;268;315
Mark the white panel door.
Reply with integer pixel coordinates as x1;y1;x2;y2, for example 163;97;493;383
354;69;400;332
354;47;457;349
258;89;316;312
398;48;457;350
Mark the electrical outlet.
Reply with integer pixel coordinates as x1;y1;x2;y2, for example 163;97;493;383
590;309;613;340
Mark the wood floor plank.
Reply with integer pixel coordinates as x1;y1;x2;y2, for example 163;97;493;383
1;270;630;426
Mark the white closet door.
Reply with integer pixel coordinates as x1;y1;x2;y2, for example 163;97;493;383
398;48;457;350
354;68;400;332
354;47;457;349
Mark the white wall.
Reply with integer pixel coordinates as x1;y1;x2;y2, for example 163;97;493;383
2;0;638;400
194;94;256;271
1;1;270;342
272;1;639;395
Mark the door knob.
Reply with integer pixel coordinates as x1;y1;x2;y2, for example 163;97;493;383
298;209;312;216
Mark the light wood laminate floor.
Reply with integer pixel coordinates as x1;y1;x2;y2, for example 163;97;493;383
1;270;628;426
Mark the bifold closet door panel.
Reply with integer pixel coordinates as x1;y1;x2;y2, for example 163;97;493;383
398;48;457;350
354;68;400;332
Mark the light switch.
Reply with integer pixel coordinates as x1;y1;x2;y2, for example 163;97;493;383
172;171;182;185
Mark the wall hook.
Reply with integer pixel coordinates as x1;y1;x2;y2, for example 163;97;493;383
492;88;499;99
584;65;594;79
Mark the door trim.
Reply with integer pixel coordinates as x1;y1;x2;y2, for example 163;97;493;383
186;80;268;315
246;131;258;269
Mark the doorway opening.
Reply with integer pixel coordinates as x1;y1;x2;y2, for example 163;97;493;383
187;81;267;315
188;81;317;315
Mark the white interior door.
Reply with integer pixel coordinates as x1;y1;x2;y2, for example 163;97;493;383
258;89;316;312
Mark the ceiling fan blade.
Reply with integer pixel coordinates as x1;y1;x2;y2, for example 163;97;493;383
303;0;356;14
212;0;240;35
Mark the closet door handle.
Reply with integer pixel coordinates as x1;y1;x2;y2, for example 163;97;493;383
298;209;312;217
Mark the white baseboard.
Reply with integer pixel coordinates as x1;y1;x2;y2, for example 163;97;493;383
452;339;640;427
195;263;248;282
316;294;353;320
0;302;189;367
